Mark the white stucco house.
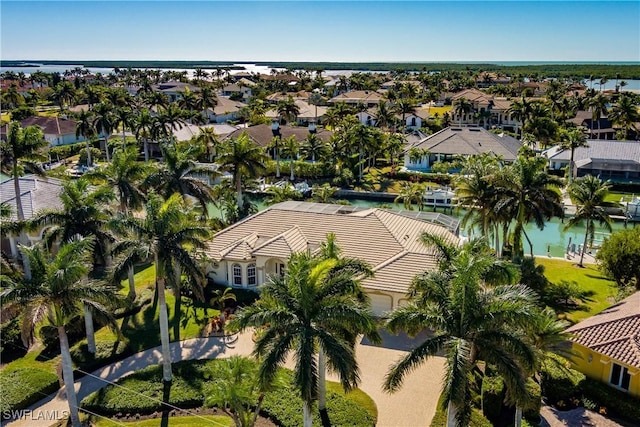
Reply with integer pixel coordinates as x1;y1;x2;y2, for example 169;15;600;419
204;201;460;316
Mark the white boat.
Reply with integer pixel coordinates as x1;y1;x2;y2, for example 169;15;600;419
424;186;456;208
625;197;640;219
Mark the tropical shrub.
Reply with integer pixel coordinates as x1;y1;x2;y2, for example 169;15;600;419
0;317;27;362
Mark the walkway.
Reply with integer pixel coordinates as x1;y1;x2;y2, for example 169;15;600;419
3;331;445;427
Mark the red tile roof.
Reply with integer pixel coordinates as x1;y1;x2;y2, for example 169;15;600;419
566;292;640;369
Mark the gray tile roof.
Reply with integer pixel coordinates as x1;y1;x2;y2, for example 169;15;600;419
0;175;64;221
408;127;522;161
548;140;640;166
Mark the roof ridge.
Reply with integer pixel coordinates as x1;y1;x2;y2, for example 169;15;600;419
568;312;640;333
371;250;409;272
251;225;298;253
372;209;417;251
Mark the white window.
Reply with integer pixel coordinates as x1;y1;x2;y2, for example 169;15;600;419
610;363;631;391
247;264;256;286
233;264;242;286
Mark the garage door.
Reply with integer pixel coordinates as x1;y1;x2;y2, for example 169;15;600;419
369;294;393;317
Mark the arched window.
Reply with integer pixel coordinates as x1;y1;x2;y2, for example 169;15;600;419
410;117;417;126
247;264;256;286
233;264;242;286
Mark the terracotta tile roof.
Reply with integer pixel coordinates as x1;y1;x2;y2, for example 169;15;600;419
329;90;383;104
224;124;333;147
566;292;640;369
265;99;327;120
206;202;459;294
19;116;77;136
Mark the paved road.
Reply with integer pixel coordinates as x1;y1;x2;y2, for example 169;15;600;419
3;331;445;427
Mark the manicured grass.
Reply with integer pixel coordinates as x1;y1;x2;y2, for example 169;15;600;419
535;258;617;322
604;191;635;204
419;105;452;117
90;415;232;427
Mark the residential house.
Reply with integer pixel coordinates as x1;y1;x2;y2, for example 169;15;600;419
449;89;521;131
544;139;640;182
0;175;64;257
266;99;327;125
567;111;616;140
172;123;238;143
355;108;429;130
220;78;256;101
154;81;201;102
475;72;511;89
206;96;247;123
565;292;640;397
404;127;522;172
1;116;102;146
204;201;460;316
329;90;384;108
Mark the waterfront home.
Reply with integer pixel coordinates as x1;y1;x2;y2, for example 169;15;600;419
448;89;522;131
220;78;256;101
204;201;460;316
206;96;246;123
0;116;105;146
265;99;328;125
0;175;64;257
329;90;384;108
355;108;429;130
565;292;640;397
224;124;333;148
404;126;522;172
544;139;640;182
567;110;616;140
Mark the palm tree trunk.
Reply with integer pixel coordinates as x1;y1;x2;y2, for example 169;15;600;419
85;140;92;166
144;140;150;162
522;227;534;258
128;265;136;299
156;256;173;382
104;135;111;162
290;160;295;181
318;347;326;410
122;128;126;149
446;401;458;427
569;148;575;182
173;264;182;342
580;221;589;267
303;400;313;427
515;406;523;427
84;304;96;354
494;223;501;257
276;138;281;178
58;326;81;427
236;173;244;210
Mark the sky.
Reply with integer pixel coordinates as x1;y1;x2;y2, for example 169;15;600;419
1;1;639;63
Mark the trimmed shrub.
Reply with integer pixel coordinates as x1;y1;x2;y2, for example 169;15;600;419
0;317;27;362
78;147;104;165
49;141;87;159
539;359;584;407
391;170;453;186
0;368;60;418
81;359;376;426
430;394;493;427
70;340;131;374
579;377;640;424
481;375;504;424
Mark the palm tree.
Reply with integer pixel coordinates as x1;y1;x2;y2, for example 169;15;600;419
384;236;537;427
394;182;425;211
453;98;474;126
193;126;220;162
216;133;268;211
53;81;77;111
114;107;134;150
301;133;327;163
280;135;300;181
1;238;121;427
133;108;158;162
93;102;115;162
609;94;640;139
2;84;23;108
559;128;588;182
588;93;609;139
507;97;532;137
144;143;218;214
374;101;396;130
311;184;338;204
86;147;148;214
565;175;615;267
277;96;300;125
197;85;218;122
455;155;502;254
229;250;376;427
76;109;96;166
494;154;564;259
110;193;210;381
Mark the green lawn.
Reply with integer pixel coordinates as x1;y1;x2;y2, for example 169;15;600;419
90;415;232;427
536;258;617;322
604;191;636;204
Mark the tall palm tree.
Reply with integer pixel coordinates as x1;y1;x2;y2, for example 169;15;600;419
506;97;532;137
133;108;157;161
301;133;327;163
114;106;134;150
1;238;120;427
144;143;219;214
85;147;148;214
229;250;376;427
559;128;588;182
193;126;220;162
93;102;115;162
111;193;210;381
494;154;563;259
216;133;268;211
53;81;77;111
277;96;300;125
588;93;609;139
565;175;615;267
374;100;396;130
197;85;218;122
453;98;474;126
75;109;96;166
384;236;537;427
280;135;300;181
609;94;640;139
0;122;48;277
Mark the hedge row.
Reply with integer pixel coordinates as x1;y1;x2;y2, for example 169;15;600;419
81;359;375;426
0;368;60;418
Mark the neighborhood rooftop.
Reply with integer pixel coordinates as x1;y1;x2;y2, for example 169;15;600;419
0;175;65;221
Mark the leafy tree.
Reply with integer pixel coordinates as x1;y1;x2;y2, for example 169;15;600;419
1;238;120;427
565;175;615;267
384;236;537;427
229;250;376;427
596;228;640;291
